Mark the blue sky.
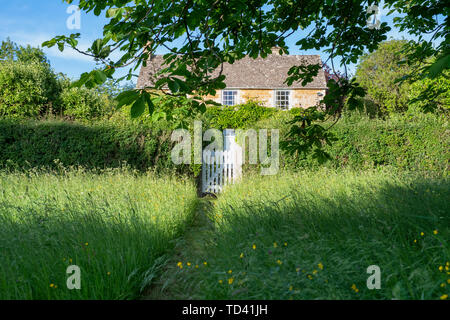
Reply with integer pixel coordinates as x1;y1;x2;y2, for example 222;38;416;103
0;1;422;83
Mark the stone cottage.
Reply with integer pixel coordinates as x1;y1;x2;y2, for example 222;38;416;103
137;49;327;110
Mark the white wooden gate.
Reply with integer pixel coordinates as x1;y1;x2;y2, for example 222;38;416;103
201;129;242;194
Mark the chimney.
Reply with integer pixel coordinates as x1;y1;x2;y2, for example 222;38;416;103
271;47;282;55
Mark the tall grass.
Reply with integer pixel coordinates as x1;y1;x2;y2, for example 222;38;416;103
167;169;449;300
0;167;198;299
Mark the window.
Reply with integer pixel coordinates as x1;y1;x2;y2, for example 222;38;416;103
222;90;238;106
275;90;290;110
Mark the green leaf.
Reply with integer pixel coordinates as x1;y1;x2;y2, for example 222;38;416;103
93;70;107;84
168;80;180;93
130;96;146;118
426;55;450;79
143;92;155;115
116;90;140;109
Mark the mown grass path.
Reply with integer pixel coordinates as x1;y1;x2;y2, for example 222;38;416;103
143;197;216;299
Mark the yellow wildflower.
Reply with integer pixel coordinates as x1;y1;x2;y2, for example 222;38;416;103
447;279;450;284
439;266;443;272
177;262;183;269
195;265;199;269
107;272;111;276
307;275;313;280
228;270;232;274
187;262;191;267
284;242;288;247
218;280;223;284
318;263;324;270
276;260;282;265
413;239;417;243
228;278;234;285
440;294;448;300
433;230;438;235
240;253;244;259
312;269;318;275
50;283;54;288
252;244;256;250
420;232;424;236
440;283;446;288
273;242;278;248
85;242;88;246
203;261;208;266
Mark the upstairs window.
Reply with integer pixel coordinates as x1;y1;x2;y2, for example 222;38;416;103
275;90;290;110
222;90;238;106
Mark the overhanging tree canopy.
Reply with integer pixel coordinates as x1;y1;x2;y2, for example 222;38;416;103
43;0;448;160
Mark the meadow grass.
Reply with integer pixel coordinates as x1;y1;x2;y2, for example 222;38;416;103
0;167;198;299
162;169;449;300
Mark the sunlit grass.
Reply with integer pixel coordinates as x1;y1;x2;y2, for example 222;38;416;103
0;167;198;299
167;169;449;300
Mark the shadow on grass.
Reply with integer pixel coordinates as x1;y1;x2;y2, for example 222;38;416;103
159;175;450;300
0;200;196;300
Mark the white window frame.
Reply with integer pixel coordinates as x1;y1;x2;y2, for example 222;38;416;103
221;90;238;106
274;90;291;110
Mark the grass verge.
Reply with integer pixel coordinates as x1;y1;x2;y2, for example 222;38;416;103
0;167;198;299
160;169;449;300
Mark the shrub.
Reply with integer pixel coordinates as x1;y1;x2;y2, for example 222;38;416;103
355;40;450;116
204;100;279;129
0;61;61;117
60;86;115;121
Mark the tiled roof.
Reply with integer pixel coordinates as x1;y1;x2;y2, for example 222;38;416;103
137;53;327;89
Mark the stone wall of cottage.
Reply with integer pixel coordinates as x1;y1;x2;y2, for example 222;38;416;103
205;89;326;109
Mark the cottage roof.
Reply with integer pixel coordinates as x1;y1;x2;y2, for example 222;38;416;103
137;53;327;90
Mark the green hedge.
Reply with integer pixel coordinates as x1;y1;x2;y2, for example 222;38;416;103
0;110;447;176
253;112;449;175
0;118;190;174
203;100;278;130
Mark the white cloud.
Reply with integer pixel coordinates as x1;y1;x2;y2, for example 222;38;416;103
4;32;96;62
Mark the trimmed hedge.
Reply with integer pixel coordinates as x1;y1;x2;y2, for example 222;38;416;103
253;112;449;175
0;118;190;174
0;110;447;176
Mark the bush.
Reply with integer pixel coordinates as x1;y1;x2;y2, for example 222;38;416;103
0;61;61;117
60;86;115;121
204;100;279;130
355;40;450;116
